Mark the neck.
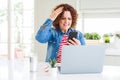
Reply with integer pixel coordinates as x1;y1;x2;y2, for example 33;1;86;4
61;29;68;33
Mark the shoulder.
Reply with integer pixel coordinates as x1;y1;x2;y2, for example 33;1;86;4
50;27;60;37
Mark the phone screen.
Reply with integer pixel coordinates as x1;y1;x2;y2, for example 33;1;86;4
68;32;77;40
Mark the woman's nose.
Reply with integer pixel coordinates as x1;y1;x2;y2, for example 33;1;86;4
65;19;69;23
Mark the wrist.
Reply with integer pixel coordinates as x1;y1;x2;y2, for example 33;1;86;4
49;15;55;21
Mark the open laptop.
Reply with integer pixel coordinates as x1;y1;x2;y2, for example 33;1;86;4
59;45;107;74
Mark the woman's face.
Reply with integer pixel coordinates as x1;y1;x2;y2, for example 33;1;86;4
59;11;72;33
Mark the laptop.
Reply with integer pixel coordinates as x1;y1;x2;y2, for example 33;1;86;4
59;45;106;74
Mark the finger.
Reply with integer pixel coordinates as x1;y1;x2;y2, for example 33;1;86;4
72;38;80;45
55;7;63;14
55;6;63;11
68;39;76;45
67;42;73;45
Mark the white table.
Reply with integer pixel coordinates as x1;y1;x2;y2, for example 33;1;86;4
0;60;120;80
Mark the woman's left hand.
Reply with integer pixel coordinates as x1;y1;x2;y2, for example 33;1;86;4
50;7;63;21
67;38;80;45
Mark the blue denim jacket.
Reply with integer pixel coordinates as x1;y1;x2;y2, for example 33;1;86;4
35;18;86;62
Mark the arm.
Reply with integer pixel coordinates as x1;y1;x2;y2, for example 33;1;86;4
78;32;86;45
36;7;63;43
35;19;53;43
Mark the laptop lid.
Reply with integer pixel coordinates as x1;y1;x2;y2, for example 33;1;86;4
60;45;106;74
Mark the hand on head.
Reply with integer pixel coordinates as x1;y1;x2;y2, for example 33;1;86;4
50;7;63;21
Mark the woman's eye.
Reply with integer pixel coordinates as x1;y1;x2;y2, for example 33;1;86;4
68;18;72;20
61;18;65;20
61;18;72;20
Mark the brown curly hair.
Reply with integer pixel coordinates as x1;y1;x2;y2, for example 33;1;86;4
53;4;78;29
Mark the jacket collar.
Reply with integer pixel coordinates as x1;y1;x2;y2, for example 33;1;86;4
57;28;73;35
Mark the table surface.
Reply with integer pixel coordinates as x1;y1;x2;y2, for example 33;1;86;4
0;59;120;80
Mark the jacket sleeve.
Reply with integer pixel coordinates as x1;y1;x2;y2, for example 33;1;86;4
35;18;53;43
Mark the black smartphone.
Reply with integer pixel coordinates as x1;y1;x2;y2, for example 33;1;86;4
68;32;78;41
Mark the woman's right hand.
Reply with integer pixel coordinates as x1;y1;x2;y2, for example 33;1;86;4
50;7;63;21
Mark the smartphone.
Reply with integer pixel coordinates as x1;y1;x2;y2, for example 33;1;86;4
68;32;78;41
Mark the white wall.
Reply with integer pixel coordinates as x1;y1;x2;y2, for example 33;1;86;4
80;0;120;10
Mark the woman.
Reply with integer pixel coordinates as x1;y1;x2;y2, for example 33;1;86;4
36;4;85;63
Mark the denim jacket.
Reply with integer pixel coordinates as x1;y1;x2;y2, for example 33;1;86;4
35;18;86;62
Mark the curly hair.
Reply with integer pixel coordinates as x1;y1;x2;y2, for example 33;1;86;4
53;4;78;29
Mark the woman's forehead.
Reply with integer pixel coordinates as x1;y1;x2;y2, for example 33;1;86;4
61;11;71;17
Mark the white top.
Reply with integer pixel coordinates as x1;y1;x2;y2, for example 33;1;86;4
0;60;120;80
